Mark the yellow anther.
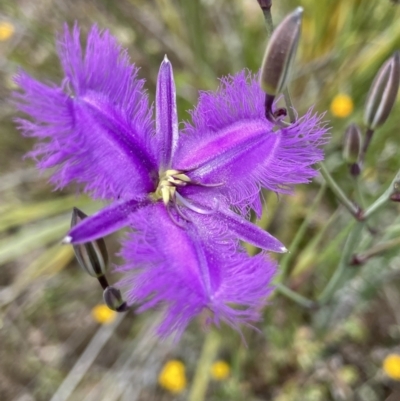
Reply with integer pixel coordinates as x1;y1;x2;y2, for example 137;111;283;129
152;169;190;204
161;185;171;204
173;173;191;182
164;169;181;177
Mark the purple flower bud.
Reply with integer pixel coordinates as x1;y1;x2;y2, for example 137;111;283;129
364;52;400;129
260;7;303;96
70;207;109;278
103;286;128;312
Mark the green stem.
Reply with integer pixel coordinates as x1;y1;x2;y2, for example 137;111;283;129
275;283;316;309
283;89;296;123
318;222;364;304
354;177;365;209
352;236;400;265
258;0;273;38
362;169;400;220
359;128;374;165
188;330;221;401
277;183;326;281
319;162;361;219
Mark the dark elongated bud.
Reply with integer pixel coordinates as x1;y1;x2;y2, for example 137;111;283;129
343;123;362;176
343;123;362;164
70;207;109;278
103;286;128;312
364;52;400;129
260;7;303;96
390;181;400;202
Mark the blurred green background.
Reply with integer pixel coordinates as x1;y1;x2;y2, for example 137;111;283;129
1;0;400;400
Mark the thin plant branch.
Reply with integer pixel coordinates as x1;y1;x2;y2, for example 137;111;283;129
362;169;400;219
351;236;400;265
319;162;362;219
275;283;317;309
277;183;326;281
188;330;221;401
50;313;126;401
318;222;364;304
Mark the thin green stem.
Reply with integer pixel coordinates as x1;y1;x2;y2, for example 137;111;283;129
275;283;316;309
359;128;374;165
277;183;326;281
188;330;221;401
362;169;400;220
258;0;273;38
319;162;361;219
352;236;400;265
283;89;296;123
318;222;364;304
354;177;365;209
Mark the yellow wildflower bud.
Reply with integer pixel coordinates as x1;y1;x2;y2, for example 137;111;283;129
211;360;230;380
91;304;117;324
158;360;187;393
0;22;14;41
330;94;354;118
383;354;400;380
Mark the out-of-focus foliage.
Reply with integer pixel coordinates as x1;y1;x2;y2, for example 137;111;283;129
1;0;400;400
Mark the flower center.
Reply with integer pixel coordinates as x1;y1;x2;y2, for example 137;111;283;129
151;169;191;205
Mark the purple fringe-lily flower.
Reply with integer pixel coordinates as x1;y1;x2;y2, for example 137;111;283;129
14;25;328;337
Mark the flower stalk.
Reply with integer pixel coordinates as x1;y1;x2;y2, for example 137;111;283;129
351;237;400;266
318;162;362;219
362;169;400;220
318;222;364;304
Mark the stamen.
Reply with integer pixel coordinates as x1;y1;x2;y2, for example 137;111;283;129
166;204;186;227
152;169;219;227
190;180;224;188
174;202;192;221
175;192;215;215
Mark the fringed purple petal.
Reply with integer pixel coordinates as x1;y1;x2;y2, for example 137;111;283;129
155;56;179;168
187;205;287;253
14;24;157;200
66;198;149;244
118;203;276;339
177;70;328;215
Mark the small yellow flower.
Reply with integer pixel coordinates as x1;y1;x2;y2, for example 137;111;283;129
0;21;15;41
158;360;187;393
91;304;117;324
211;360;230;381
383;354;400;380
330;94;354;118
